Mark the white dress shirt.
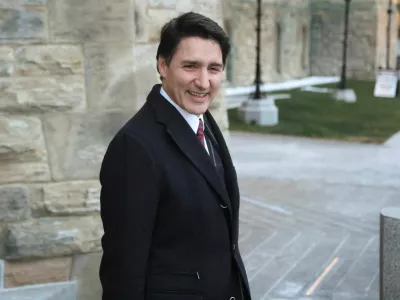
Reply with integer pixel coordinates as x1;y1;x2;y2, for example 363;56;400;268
160;87;210;155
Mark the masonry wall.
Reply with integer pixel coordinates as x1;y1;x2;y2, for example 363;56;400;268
309;0;398;80
0;0;228;299
229;0;311;86
228;0;398;86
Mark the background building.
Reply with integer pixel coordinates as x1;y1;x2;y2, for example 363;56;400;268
227;0;398;86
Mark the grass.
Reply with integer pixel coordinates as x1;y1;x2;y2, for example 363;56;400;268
228;80;400;144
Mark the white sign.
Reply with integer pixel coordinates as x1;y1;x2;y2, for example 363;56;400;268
373;69;398;98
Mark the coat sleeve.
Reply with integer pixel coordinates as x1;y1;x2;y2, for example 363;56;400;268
99;131;160;300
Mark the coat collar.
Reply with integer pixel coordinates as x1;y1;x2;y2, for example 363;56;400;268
147;84;233;211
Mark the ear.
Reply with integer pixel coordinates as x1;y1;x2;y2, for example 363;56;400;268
158;56;168;79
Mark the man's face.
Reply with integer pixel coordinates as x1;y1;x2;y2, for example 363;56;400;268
158;37;224;116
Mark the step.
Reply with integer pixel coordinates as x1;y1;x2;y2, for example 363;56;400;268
0;281;77;300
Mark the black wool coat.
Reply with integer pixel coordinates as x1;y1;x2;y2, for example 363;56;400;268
99;84;251;300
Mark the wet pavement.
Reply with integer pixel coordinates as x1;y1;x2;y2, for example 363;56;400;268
231;132;400;300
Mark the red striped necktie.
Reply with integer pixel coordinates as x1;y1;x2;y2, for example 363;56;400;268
196;118;205;147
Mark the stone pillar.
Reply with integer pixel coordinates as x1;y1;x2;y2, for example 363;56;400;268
380;207;400;300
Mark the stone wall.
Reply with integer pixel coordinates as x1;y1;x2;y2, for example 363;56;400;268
0;0;228;299
309;0;398;80
229;0;310;85
227;0;398;86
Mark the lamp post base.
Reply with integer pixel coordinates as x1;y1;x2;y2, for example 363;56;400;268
333;88;357;103
240;97;279;126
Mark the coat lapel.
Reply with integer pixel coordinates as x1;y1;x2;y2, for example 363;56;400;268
148;85;232;210
204;111;240;210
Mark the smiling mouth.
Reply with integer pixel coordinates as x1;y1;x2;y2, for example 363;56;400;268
188;91;209;98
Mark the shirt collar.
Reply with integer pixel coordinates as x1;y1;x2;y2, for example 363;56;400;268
160;86;204;134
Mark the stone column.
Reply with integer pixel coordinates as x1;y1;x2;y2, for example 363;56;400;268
380;207;400;300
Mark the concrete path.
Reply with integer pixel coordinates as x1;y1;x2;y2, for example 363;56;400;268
231;132;400;300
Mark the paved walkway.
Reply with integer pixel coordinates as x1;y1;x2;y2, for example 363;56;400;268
231;132;400;300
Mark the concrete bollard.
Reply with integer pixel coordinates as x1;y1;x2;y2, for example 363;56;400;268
380;207;400;300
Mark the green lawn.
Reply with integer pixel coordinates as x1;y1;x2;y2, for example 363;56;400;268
228;80;400;144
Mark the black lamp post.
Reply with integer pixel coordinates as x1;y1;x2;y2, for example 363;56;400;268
253;0;262;99
338;0;351;90
386;0;393;69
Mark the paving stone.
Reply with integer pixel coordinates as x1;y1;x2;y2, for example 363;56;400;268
335;237;379;296
268;234;349;299
313;235;376;296
248;230;325;300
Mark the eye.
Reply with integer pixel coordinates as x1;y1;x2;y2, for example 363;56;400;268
184;64;195;69
210;67;221;73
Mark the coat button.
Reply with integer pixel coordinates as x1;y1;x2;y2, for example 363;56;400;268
220;204;228;209
232;244;236;251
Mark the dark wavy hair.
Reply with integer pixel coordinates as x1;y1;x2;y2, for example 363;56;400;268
156;12;231;78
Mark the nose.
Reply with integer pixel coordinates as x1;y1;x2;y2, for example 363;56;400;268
195;68;210;90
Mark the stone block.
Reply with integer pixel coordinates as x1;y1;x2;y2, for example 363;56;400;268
0;114;50;184
0;47;14;76
27;184;46;218
14;45;84;76
0;76;86;113
48;0;134;43
146;8;180;42
83;43;136;110
42;112;132;181
132;43;160;109
71;252;102;300
148;0;176;9
380;207;400;300
5;216;103;259
42;181;101;215
4;257;72;288
176;0;222;16
0;186;30;222
0;0;48;8
0;7;48;44
0;114;46;162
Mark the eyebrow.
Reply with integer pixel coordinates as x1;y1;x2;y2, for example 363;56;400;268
181;60;223;68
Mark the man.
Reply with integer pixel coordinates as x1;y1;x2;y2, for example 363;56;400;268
99;12;251;300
